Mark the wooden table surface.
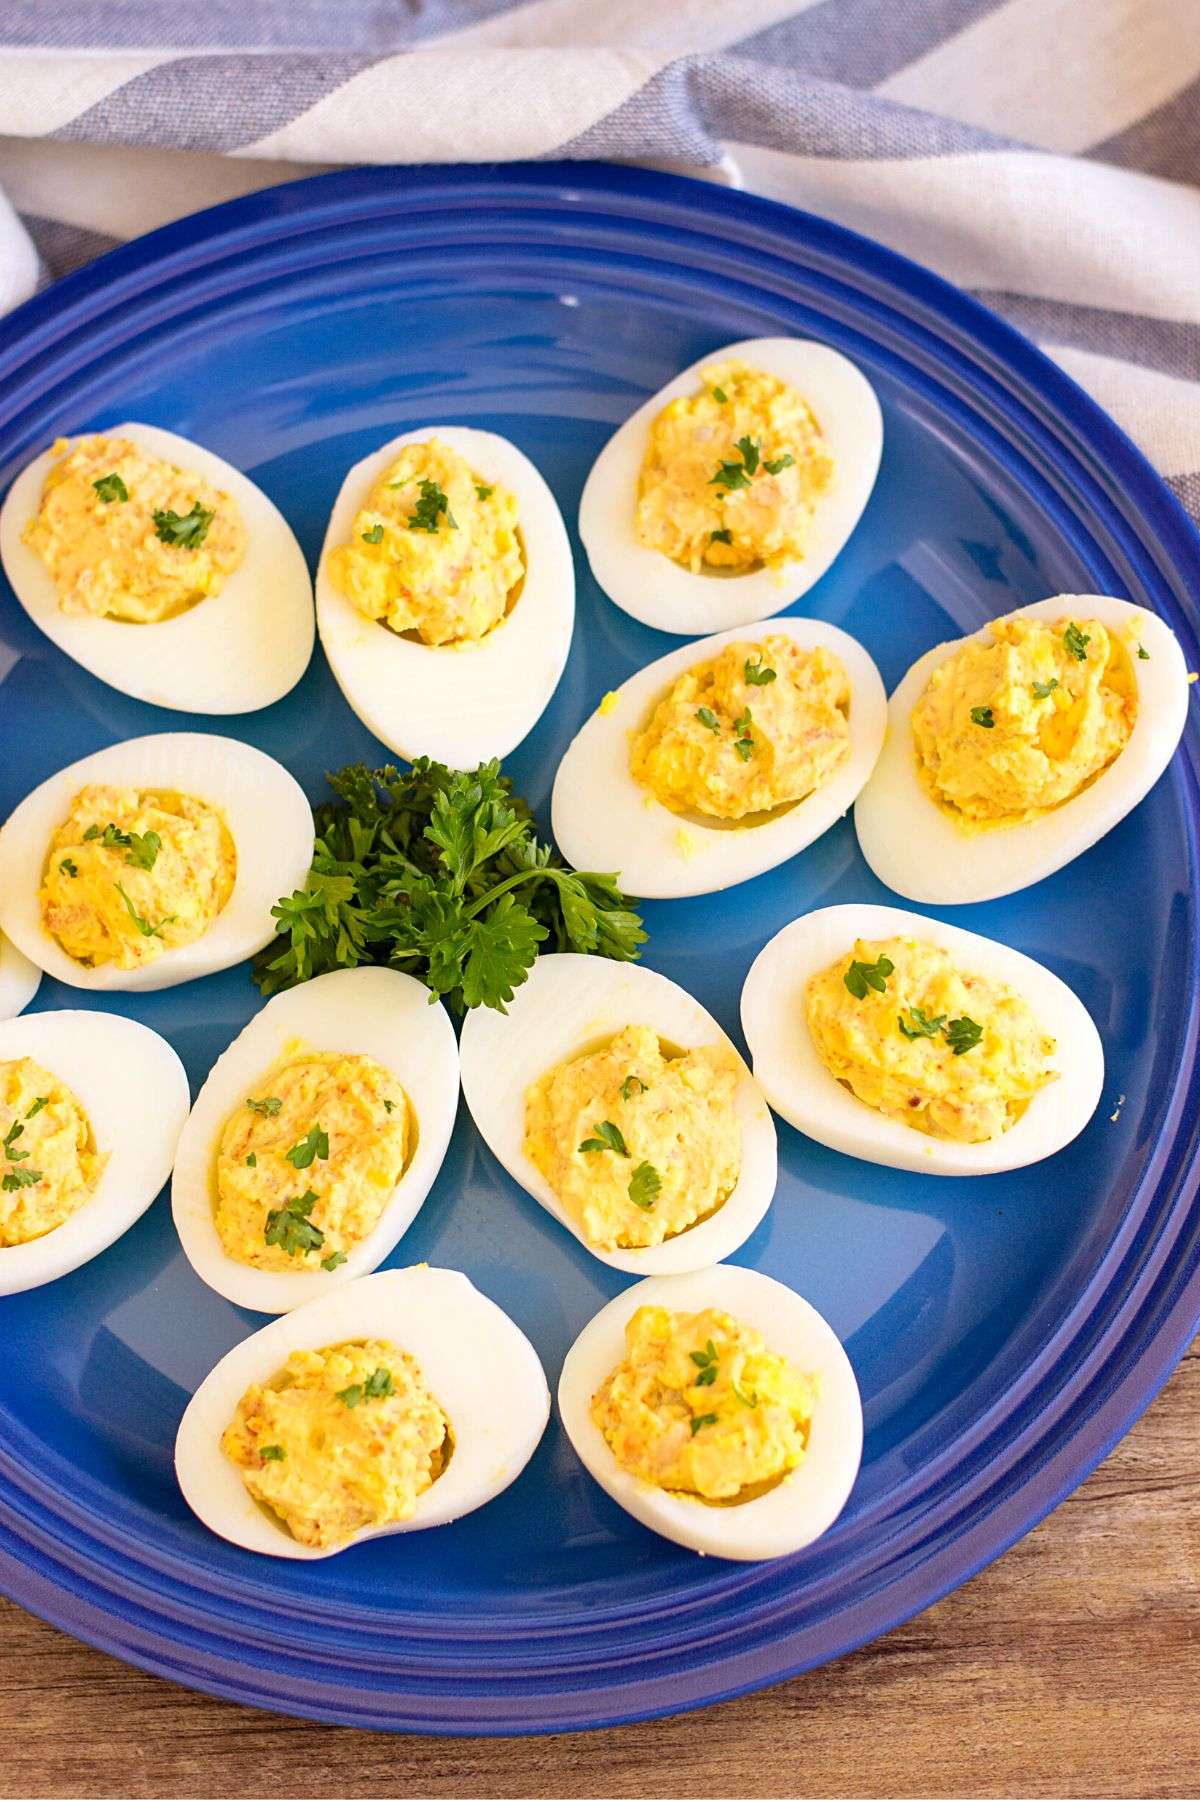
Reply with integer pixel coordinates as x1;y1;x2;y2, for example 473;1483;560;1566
1;1339;1195;1800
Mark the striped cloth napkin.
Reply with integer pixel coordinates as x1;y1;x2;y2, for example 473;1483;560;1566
0;0;1197;527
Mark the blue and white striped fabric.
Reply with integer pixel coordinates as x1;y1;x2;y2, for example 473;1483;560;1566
0;0;1197;521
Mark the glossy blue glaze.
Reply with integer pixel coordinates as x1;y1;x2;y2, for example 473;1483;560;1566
0;163;1197;1734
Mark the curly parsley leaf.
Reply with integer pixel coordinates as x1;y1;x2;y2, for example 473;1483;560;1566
763;452;795;475
152;501;213;550
407;479;456;534
744;656;776;686
114;881;172;939
898;1006;947;1041
246;1095;282;1117
579;1119;629;1157
2;1165;41;1191
337;1366;395;1408
1033;678;1059;700
92;472;128;503
696;706;721;733
1064;622;1090;662
844;954;894;999
628;1161;661;1209
285;1124;329;1170
733;707;755;761
264;1189;324;1257
361;522;384;544
970;705;995;729
944;1015;984;1055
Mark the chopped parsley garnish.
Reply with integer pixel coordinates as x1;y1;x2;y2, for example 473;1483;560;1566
710;528;733;545
733;707;755;761
475;483;493;501
24;1097;48;1120
1137;644;1150;660
59;858;78;878
337;1366;395;1408
844;954;894;999
944;1015;984;1056
383;1098;396;1113
2;1165;41;1191
970;706;995;729
114;881;171;939
628;1161;661;1209
690;1411;719;1436
263;1189;324;1257
321;1250;348;1271
712;386;728;404
696;706;721;734
763;453;795;476
1032;678;1059;699
732;1378;759;1409
285;1123;329;1170
87;822;161;868
898;1007;947;1040
361;522;384;544
407;479;457;534
259;1444;286;1462
579;1119;629;1157
689;1339;719;1387
3;1119;25;1158
744;656;776;686
0;1116;39;1188
246;1095;282;1116
245;1152;257;1167
92;472;128;503
152;501;213;550
1064;622;1090;662
710;435;761;491
619;1074;646;1100
254;758;645;1016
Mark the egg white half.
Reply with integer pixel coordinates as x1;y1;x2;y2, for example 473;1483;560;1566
558;1266;862;1561
175;1265;551;1559
0;731;315;992
0;422;314;714
741;901;1105;1177
459;953;777;1275
0;932;40;1020
551;617;885;899
578;336;882;637
316;426;574;769
172;968;460;1313
0;1008;188;1295
854;595;1189;905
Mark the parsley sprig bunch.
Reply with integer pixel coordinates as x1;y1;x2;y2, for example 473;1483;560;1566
255;759;646;1014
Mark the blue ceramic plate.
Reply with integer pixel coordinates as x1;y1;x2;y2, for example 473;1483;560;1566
0;164;1197;1735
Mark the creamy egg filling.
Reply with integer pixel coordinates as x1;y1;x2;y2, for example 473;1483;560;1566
221;1338;451;1549
0;1055;105;1246
40;786;236;972
911;615;1137;830
214;1051;410;1273
806;935;1058;1143
326;437;524;646
630;636;851;822
634;359;833;575
523;1024;741;1252
591;1304;817;1502
23;433;246;623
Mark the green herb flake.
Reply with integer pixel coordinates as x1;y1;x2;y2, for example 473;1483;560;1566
843;954;894;1000
944;1015;984;1056
1064;622;1091;662
475;483;494;501
732;707;754;761
744;656;776;687
114;881;171;939
710;434;762;492
245;1152;257;1168
712;386;728;404
619;1075;646;1101
579;1119;629;1157
59;858;78;878
628;1161;661;1210
285;1123;330;1170
970;705;996;729
338;1366;394;1408
407;479;457;534
152;501;214;550
92;472;128;504
321;1250;348;1271
696;706;722;734
732;1379;759;1409
763;452;795;476
246;1095;282;1116
383;1098;396;1113
690;1411;719;1437
689;1338;719;1388
263;1189;325;1258
24;1097;48;1120
709;528;733;545
123;829;161;870
336;1383;363;1409
1032;678;1059;699
1137;644;1150;660
898;1007;947;1041
2;1119;24;1157
361;522;384;544
259;1444;286;1462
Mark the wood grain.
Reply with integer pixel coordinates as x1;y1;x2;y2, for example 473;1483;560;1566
1;1340;1195;1800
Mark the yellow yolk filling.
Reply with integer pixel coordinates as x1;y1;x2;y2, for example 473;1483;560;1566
215;1052;410;1272
911;615;1137;830
523;1024;741;1252
805;936;1058;1143
326;437;523;645
591;1305;817;1502
40;785;236;972
221;1338;450;1549
0;1056;105;1246
635;359;833;575
630;636;850;821
23;433;246;623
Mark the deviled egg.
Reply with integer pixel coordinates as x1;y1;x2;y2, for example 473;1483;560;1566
578;337;881;636
172;968;459;1313
0;732;314;993
0;932;39;1020
316;426;574;767
559;1266;862;1560
741;902;1104;1176
0;1007;188;1295
459;953;776;1274
552;618;885;898
0;423;313;713
855;596;1189;903
176;1265;550;1558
